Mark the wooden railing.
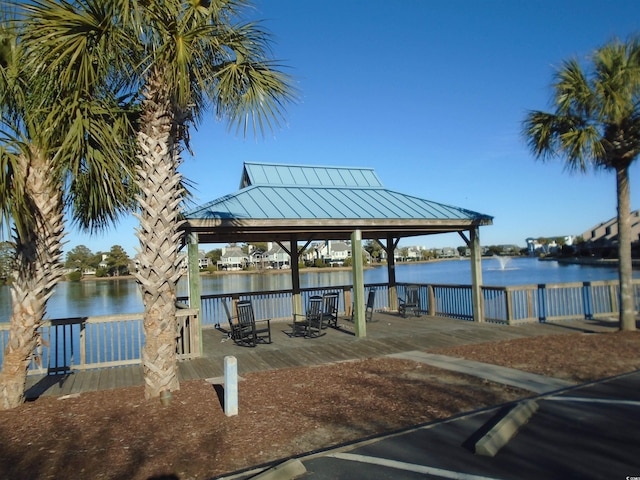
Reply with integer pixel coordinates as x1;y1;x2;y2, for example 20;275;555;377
0;306;199;375
181;283;390;328
397;280;640;325
1;278;636;376
182;279;639;329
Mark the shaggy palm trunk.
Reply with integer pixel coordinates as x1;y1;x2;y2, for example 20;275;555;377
616;166;636;331
0;152;65;410
134;70;184;400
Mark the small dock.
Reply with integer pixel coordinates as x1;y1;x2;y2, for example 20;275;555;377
24;312;619;399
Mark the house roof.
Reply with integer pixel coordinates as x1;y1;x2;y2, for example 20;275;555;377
183;162;493;244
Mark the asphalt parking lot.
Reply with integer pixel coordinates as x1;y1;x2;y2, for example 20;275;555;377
298;370;640;480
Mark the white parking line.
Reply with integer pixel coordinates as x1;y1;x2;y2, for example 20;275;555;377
543;397;640;407
328;452;504;480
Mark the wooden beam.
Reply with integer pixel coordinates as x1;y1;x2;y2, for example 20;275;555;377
470;227;484;323
384;235;401;311
286;235;303;316
187;233;203;356
351;230;366;337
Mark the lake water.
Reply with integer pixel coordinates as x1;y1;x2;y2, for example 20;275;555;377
0;256;636;322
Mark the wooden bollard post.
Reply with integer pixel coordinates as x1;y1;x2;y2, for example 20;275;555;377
224;356;238;417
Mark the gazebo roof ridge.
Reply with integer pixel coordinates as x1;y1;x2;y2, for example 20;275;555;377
240;161;384;189
182;161;493;244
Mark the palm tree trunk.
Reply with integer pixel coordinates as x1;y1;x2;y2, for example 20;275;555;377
0;152;65;410
134;71;184;400
616;165;636;331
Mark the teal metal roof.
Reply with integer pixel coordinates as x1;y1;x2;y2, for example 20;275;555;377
240;161;383;188
184;162;492;243
186;184;485;221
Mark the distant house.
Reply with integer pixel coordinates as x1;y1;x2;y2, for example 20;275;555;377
264;242;290;269
218;245;247;270
308;240;351;265
247;247;267;268
438;247;458;258
198;251;210;269
578;210;640;256
582;210;640;246
407;246;424;261
392;245;429;261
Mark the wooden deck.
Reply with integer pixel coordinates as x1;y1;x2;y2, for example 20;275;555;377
23;312;621;400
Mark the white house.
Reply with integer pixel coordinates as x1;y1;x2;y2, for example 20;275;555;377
218;245;247;270
264;242;290;268
198;250;210;269
307;240;352;265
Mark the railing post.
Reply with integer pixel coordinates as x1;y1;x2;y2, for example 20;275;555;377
79;321;86;368
505;288;513;325
609;283;618;314
537;284;547;323
428;285;435;316
582;281;593;320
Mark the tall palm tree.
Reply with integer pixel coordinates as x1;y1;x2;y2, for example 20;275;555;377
523;37;640;331
27;0;295;400
129;0;295;399
0;6;138;409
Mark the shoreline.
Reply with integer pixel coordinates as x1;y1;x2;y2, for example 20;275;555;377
66;255;640;283
550;256;640;269
70;257;470;282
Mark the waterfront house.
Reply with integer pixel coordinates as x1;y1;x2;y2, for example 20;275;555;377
218;245;247;270
580;210;640;256
198;251;210;269
308;240;352;265
264;242;290;269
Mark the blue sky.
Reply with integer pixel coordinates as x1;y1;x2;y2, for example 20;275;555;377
66;0;640;257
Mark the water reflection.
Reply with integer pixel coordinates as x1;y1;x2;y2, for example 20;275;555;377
47;279;142;319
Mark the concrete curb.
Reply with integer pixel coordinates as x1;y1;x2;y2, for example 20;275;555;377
249;459;307;480
474;400;539;457
387;351;575;393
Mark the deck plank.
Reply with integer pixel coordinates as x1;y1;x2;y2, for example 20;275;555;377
22;315;617;399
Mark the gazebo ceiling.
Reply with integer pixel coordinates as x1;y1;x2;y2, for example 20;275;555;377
182;162;493;245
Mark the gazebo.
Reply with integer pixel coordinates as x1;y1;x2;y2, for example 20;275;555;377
181;161;493;333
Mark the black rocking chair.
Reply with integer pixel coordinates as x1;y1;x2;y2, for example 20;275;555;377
398;285;421;317
291;295;325;338
234;300;272;347
321;292;339;328
351;289;377;323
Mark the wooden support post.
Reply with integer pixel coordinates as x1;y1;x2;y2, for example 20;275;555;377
187;232;203;355
224;356;238;417
351;230;366;337
282;235;303;317
469;227;484;322
428;285;435;316
382;235;400;311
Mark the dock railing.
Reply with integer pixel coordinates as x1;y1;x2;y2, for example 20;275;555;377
1;278;637;375
397;279;640;325
0;305;199;375
188;278;639;328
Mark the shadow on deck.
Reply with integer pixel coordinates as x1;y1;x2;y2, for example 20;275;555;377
24;312;621;400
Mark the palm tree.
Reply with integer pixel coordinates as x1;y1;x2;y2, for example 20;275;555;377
523;37;640;331
0;6;138;409
128;0;295;400
26;0;295;400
